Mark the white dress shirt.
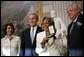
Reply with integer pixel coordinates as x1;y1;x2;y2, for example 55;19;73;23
1;35;20;56
30;26;37;43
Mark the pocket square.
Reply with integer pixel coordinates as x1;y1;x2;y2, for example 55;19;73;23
77;22;82;26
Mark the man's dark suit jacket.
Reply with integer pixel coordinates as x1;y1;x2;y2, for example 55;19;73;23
19;26;43;56
67;13;83;49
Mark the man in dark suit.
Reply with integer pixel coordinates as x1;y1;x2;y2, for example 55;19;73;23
19;13;43;56
66;4;83;56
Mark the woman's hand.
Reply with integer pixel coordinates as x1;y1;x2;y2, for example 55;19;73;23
41;37;49;48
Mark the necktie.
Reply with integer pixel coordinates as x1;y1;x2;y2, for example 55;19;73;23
31;27;34;44
70;22;76;34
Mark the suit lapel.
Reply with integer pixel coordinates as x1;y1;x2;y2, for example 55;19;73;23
70;14;83;35
68;22;73;35
68;14;82;34
28;28;33;45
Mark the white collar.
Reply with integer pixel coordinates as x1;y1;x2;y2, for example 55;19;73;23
31;26;37;30
81;11;83;14
4;35;14;40
30;26;37;36
73;13;81;22
73;15;78;22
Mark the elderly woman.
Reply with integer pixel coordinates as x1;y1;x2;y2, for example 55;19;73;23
1;23;20;56
35;17;67;56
